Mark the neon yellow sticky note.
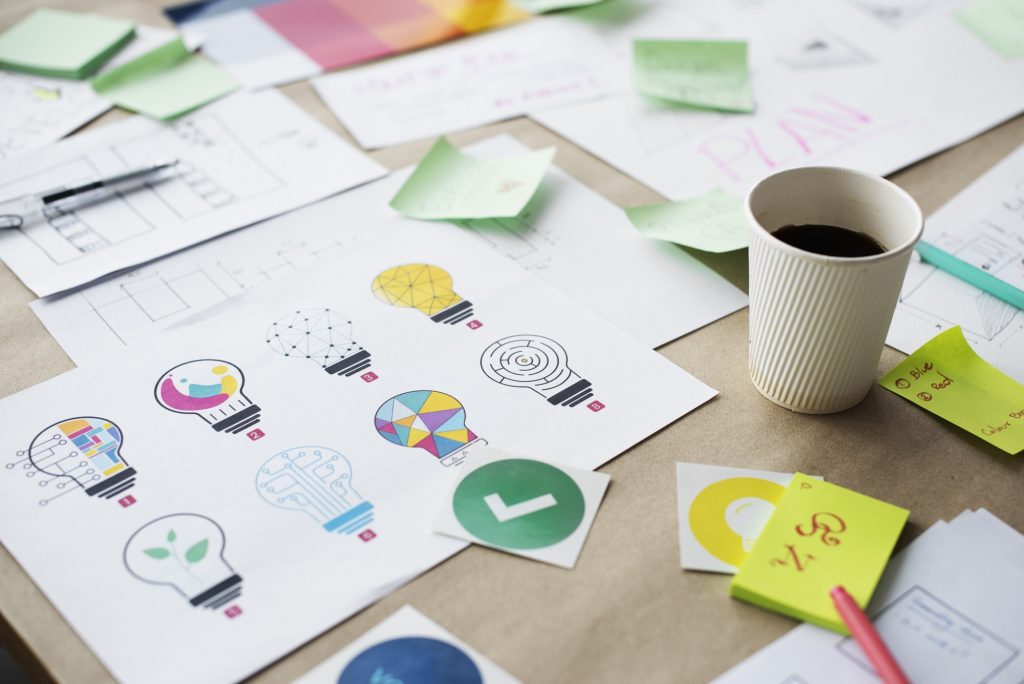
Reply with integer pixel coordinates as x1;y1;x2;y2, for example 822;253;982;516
390;137;555;220
91;38;238;121
730;473;908;633
633;39;753;113
955;0;1024;59
880;326;1024;455
626;188;748;252
0;9;135;79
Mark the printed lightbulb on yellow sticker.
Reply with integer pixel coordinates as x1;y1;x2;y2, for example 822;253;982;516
676;463;815;574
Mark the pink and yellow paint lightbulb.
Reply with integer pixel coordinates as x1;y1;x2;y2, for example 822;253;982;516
154;359;265;440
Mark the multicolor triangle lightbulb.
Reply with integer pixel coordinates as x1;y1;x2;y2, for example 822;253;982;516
371;264;479;327
374;390;486;467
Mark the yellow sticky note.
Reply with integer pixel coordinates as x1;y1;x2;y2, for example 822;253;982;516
730;474;908;633
880;326;1024;455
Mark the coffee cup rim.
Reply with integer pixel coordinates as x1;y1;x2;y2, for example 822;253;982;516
744;166;924;264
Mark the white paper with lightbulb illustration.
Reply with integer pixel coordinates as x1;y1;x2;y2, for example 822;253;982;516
0;223;716;684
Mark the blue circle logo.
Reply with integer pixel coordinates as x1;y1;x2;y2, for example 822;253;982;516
337;637;483;684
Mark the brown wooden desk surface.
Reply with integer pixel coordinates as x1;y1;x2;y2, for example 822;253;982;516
1;1;1023;682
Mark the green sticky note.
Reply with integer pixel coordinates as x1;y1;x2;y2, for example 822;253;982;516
513;0;605;13
91;38;238;121
880;326;1024;455
390;137;556;220
955;0;1024;59
730;474;908;634
633;39;753;112
0;9;135;79
625;188;748;252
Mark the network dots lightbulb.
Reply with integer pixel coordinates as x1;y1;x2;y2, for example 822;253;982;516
266;308;373;377
154;359;263;436
9;416;137;507
480;334;596;407
256;446;376;540
725;497;776;552
371;264;477;326
123;513;243;616
374;390;485;467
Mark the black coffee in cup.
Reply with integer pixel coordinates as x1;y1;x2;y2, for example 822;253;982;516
771;224;885;258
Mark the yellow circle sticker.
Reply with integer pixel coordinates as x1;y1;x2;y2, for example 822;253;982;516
688;477;786;567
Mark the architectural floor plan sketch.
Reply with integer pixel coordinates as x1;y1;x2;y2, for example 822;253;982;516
0;89;386;297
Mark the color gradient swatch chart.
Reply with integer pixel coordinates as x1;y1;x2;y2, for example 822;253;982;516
164;0;530;87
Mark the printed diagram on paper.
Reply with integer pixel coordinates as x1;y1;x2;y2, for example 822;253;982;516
0;73;108;162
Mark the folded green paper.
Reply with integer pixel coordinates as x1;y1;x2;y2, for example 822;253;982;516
0;8;135;79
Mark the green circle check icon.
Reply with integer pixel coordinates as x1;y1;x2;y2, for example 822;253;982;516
453;459;586;549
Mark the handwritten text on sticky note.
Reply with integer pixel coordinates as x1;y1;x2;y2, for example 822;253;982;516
880;326;1024;454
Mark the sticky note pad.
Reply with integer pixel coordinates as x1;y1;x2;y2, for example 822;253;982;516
880;326;1024;455
0;9;135;79
955;0;1024;59
626;188;748;252
390;137;555;219
633;39;753;113
730;473;908;633
92;38;238;120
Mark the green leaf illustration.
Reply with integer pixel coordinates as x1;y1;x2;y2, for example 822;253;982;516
143;547;171;559
185;539;208;563
166;530;176;543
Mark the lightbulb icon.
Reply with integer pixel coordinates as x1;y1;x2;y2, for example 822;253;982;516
481;334;596;407
371;264;477;326
9;416;137;507
374;390;485;467
266;308;373;378
725;497;776;552
256;446;376;540
123;513;243;616
154;359;263;436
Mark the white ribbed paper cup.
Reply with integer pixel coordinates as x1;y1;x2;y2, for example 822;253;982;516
746;167;923;414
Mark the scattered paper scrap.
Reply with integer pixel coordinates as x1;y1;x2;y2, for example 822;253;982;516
955;0;1024;59
0;8;135;79
295;605;521;684
91;37;238;120
676;463;821;573
390;137;555;219
881;326;1024;455
730;473;908;633
633;39;753;112
433;448;609;569
626;188;748;252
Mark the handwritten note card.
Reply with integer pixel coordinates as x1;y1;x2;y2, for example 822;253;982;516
881;326;1024;455
626;188;748;252
633;39;753;113
92;38;238;120
955;0;1024;59
390;137;555;219
730;474;908;633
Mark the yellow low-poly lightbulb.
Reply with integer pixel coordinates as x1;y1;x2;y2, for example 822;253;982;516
371;263;476;325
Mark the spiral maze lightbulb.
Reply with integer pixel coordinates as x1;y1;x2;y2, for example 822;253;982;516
374;390;485;467
371;264;481;328
266;309;375;381
256;446;377;542
154;359;265;440
8;417;137;507
480;334;603;410
123;513;243;618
